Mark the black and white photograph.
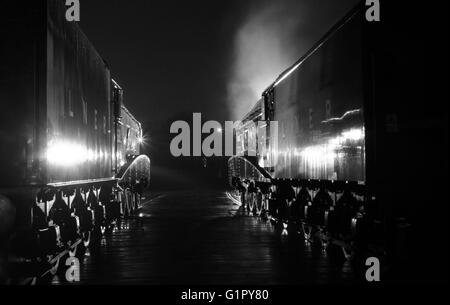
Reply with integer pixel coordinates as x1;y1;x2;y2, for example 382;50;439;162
0;0;448;296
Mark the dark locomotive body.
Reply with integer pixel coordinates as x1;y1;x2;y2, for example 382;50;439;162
0;0;147;207
265;9;365;183
236;8;366;183
1;0;115;188
230;2;448;268
45;0;113;184
117;105;142;165
0;0;150;282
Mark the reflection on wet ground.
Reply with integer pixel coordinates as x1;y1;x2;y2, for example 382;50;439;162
79;189;360;285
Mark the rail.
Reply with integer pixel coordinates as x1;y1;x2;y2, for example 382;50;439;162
228;156;272;187
115;154;151;189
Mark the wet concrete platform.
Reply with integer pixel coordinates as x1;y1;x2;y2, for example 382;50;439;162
78;189;360;285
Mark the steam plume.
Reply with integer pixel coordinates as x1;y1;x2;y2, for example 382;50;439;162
227;0;358;120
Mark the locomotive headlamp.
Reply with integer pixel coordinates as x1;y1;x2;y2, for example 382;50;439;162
138;134;149;146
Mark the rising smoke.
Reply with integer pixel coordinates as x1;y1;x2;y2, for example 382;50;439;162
227;0;359;120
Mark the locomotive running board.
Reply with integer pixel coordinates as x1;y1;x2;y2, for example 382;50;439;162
47;177;118;190
43;154;151;194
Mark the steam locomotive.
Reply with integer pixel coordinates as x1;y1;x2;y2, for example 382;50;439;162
229;2;448;265
0;0;150;283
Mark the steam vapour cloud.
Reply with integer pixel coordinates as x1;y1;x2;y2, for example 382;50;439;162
227;0;359;120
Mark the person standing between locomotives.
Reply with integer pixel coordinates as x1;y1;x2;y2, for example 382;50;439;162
247;181;258;214
236;178;248;211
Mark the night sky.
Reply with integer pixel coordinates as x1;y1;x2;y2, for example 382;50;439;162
80;0;359;186
81;0;358;123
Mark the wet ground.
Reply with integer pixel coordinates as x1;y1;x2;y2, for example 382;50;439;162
77;188;361;285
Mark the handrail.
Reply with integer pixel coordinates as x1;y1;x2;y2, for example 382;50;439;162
115;154;151;187
228;155;272;185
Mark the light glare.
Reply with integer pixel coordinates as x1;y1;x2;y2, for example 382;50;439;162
47;141;88;167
